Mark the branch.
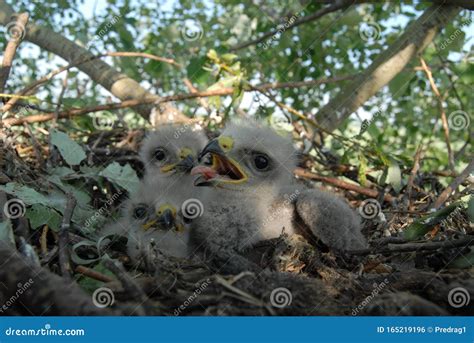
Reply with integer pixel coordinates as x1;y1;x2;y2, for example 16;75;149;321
0;241;118;315
2;76;352;126
433;157;474;209
0;12;29;94
315;4;461;132
230;1;351;51
348;235;474;255
0;0;183;123
1;51;182;114
58;194;76;279
419;57;455;172
294;167;395;202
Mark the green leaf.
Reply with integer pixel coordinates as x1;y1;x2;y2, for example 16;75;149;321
467;196;474;223
26;204;62;231
0;183;49;205
0;220;15;245
389;72;414;99
47;175;91;207
207;49;218;62
403;202;464;240
50;129;86;166
187;56;209;84
99;162;139;194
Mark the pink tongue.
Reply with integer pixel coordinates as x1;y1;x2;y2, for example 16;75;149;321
191;166;217;180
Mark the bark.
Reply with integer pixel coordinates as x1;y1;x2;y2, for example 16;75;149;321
0;0;186;124
315;4;461;132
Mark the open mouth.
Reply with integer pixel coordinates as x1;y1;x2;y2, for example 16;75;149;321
191;153;247;186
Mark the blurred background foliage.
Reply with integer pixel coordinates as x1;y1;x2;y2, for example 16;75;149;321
2;0;473;183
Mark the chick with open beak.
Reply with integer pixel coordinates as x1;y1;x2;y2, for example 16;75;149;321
188;119;366;274
191;136;248;188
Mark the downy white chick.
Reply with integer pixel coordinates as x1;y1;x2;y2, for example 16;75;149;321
125;184;192;264
189;120;366;272
139;124;208;202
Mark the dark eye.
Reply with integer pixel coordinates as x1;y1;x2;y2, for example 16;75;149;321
153;148;166;161
133;205;148;220
254;154;269;170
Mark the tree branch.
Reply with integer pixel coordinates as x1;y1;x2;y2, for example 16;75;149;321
433;157;474;210
314;4;461;132
0;0;184;123
0;12;28;94
230;0;352;51
2;76;352;126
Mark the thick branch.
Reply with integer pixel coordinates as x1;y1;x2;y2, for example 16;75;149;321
0;0;183;123
0;12;28;93
315;4;461;131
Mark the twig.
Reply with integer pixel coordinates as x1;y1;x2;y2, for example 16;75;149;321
103;256;157;315
406;144;423;208
54;70;69;125
419;57;455;172
75;265;115;283
58;194;77;279
1;51;181;114
2;76;352;126
348;235;474;255
433;158;474;210
183;78;211;113
294;168;395;202
40;225;49;256
0;12;29;94
106;51;181;68
230;1;350;51
214;275;276;315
